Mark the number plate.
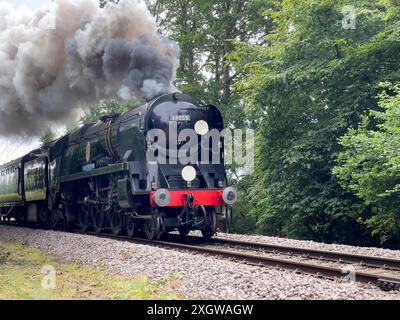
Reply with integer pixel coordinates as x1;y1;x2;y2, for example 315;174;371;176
170;115;191;122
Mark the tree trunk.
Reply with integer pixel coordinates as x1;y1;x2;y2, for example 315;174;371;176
222;38;232;103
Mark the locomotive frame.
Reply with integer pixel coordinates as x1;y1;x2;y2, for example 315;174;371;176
0;93;237;240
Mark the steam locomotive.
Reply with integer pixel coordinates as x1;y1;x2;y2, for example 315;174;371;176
0;93;237;240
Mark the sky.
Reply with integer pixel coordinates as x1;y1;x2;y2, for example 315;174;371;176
0;138;40;165
0;0;51;10
0;0;51;165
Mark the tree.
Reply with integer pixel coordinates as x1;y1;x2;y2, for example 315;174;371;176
230;175;258;234
40;129;56;146
99;0;119;8
333;83;400;246
145;0;275;127
80;99;139;125
231;0;400;245
100;0;275;128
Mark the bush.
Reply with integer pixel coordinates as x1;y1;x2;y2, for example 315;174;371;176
0;246;10;264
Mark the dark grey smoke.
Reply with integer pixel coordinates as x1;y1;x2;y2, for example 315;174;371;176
0;0;179;137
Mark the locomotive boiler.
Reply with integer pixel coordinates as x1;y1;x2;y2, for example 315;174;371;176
0;93;237;240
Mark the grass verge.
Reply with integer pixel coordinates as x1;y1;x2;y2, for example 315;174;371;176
0;240;179;300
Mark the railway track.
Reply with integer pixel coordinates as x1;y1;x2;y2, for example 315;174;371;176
208;237;400;271
2;221;400;292
79;231;400;292
158;234;400;271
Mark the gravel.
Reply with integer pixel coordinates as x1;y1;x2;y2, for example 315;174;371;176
1;225;400;300
212;232;400;260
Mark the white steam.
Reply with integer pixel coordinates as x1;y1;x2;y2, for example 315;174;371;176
0;0;179;136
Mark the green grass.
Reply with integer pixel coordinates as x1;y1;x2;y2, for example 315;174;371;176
0;240;179;300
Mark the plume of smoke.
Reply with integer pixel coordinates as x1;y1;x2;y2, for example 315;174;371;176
0;0;179;137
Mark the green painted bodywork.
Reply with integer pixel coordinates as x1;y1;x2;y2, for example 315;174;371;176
54;107;146;180
0;193;20;202
57;162;129;183
25;190;47;202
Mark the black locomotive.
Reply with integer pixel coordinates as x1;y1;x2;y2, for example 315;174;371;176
0;93;237;240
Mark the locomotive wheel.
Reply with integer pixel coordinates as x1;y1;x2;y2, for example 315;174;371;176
201;207;216;240
178;227;190;238
17;209;27;226
126;214;136;238
78;207;90;232
201;226;214;239
49;210;58;229
144;216;161;241
109;210;123;236
50;208;66;230
38;207;48;228
90;206;106;233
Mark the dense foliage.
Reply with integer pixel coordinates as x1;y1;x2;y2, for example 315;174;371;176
333;83;400;246
94;0;400;247
230;0;400;245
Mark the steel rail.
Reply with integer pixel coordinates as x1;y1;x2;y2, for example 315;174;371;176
1;222;400;291
206;237;400;271
81;231;400;291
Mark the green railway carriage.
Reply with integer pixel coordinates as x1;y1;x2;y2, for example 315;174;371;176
0;159;22;206
23;153;48;224
0;152;48;222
